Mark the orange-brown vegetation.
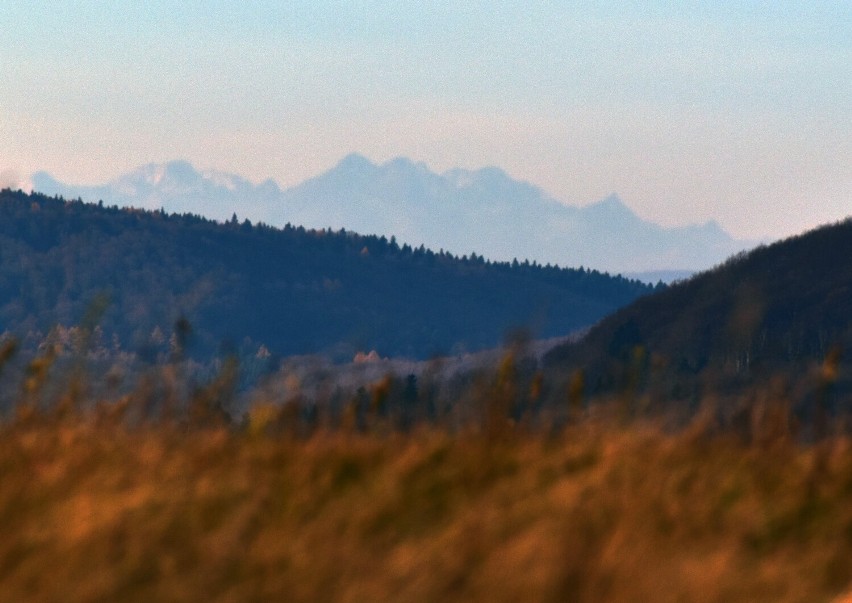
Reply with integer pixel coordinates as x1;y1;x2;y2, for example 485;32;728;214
2;392;852;602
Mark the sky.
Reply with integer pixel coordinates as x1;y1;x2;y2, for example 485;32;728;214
1;1;849;240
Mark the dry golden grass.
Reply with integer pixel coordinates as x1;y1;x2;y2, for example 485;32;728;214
1;399;852;603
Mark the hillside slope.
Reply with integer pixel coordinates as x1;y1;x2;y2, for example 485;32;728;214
545;218;852;399
0;188;653;361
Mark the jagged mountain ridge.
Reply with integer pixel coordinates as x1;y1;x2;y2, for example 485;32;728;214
31;154;751;273
32;161;282;223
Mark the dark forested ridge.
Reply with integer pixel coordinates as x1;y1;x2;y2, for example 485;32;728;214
545;217;852;401
0;188;653;361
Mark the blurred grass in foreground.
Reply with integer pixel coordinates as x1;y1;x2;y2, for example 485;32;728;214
2;395;852;603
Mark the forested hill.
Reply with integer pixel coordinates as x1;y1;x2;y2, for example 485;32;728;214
0;189;654;361
545;217;852;398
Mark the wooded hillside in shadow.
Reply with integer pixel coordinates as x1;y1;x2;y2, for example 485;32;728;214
0;188;653;362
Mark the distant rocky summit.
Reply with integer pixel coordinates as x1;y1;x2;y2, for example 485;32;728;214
30;154;753;273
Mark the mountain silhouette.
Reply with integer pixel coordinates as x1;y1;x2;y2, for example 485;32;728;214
0;187;654;362
30;155;753;273
544;217;852;405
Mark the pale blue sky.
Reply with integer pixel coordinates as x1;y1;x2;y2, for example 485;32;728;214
1;1;849;239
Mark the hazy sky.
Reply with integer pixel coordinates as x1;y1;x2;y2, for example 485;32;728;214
1;2;849;239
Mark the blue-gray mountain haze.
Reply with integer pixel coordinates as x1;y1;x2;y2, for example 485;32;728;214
31;155;754;274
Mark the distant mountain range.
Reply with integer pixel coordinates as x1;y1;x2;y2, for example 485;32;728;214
31;155;754;274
